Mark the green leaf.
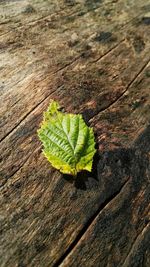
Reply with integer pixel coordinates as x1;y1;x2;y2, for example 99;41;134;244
38;100;96;176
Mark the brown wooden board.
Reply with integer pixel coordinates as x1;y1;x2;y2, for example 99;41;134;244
0;1;150;267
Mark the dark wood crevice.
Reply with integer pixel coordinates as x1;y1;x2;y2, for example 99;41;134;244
90;58;150;120
53;177;130;267
121;223;150;267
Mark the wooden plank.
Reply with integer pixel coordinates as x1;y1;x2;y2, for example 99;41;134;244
0;1;150;266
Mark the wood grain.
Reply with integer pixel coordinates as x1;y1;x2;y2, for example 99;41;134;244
0;0;150;266
0;0;148;140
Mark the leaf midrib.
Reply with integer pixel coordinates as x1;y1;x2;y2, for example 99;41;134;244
57;114;78;161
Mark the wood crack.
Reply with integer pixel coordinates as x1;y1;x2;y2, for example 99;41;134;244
0;146;42;189
0;6;69;33
53;177;130;267
0;1;104;37
92;38;125;63
121;223;150;267
0;154;34;188
0;89;56;143
90;59;150;122
53;54;82;74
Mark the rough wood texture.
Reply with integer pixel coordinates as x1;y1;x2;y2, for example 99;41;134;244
0;1;150;267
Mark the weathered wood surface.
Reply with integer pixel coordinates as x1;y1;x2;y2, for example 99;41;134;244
0;1;150;267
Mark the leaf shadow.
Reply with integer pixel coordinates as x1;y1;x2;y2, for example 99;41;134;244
63;124;150;194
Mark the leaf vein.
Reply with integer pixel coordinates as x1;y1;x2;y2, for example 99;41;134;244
42;133;70;159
